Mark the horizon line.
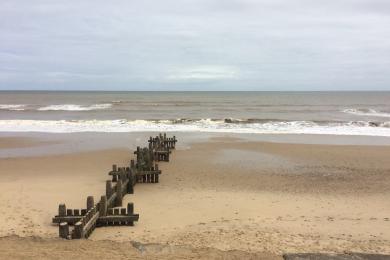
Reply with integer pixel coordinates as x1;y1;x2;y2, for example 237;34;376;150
1;90;390;92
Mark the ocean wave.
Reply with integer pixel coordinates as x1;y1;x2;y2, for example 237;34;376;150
0;104;26;111
343;108;390;118
37;104;112;111
0;119;390;136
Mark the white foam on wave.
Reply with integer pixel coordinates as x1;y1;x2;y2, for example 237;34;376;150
37;104;112;111
0;104;26;111
0;119;390;136
343;108;390;118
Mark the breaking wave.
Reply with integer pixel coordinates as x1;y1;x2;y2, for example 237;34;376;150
0;104;26;111
37;104;112;111
0;118;390;136
343;108;390;118
0;103;113;111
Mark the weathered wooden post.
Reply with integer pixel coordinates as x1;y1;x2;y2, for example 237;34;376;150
127;175;134;194
74;221;83;239
127;203;134;226
66;209;73;216
115;180;123;207
131;160;135;168
99;195;107;216
106;180;112;198
150;149;155;161
136;146;140;160
58;204;66;217
87;196;94;211
120;168;126;182
59;222;69;239
127;203;134;215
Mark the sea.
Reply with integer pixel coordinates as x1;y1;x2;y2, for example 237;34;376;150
0;91;390;136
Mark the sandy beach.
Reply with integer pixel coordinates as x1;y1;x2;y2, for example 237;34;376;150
0;133;389;259
2;0;390;257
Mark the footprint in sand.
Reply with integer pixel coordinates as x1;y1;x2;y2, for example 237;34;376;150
327;216;334;221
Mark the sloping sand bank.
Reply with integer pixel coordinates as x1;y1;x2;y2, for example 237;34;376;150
0;235;277;260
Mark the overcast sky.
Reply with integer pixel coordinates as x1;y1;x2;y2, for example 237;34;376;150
0;0;390;91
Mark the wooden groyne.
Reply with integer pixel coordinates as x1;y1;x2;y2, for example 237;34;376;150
52;133;177;239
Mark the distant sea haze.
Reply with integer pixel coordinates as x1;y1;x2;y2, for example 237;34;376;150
0;91;390;136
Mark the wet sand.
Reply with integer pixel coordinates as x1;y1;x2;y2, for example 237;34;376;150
0;136;58;149
0;134;390;259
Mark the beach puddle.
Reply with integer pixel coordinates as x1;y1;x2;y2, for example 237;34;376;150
214;148;298;170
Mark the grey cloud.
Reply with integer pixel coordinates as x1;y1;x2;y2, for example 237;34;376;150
0;0;389;90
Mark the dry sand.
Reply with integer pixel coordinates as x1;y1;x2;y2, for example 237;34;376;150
0;135;390;259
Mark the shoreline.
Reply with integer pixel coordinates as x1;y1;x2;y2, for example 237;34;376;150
2;132;390;159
